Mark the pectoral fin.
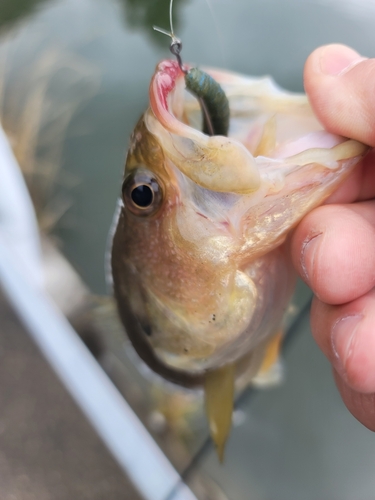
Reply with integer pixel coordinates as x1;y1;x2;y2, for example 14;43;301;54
204;363;235;463
252;331;284;387
259;330;283;374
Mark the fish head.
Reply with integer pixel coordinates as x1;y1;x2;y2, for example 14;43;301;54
111;60;368;384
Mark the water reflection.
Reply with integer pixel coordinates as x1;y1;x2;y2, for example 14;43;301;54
116;0;189;45
0;0;51;29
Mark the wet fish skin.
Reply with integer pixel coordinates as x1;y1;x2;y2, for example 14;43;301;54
111;59;368;386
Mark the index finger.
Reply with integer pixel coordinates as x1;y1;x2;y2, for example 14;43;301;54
304;44;375;203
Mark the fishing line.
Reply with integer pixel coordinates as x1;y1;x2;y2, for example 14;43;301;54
153;0;230;137
201;0;227;68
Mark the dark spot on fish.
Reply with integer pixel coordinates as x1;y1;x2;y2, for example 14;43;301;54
142;324;152;337
212;314;216;321
78;327;104;359
184;348;188;353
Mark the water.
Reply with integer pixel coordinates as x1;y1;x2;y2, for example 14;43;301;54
1;1;375;499
1;0;374;292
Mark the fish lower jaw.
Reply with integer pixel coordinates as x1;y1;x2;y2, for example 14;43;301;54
143;270;259;371
151;325;265;375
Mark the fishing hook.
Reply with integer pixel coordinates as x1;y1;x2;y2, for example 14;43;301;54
153;0;229;137
153;0;186;73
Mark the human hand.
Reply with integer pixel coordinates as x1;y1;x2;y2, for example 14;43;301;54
291;44;375;430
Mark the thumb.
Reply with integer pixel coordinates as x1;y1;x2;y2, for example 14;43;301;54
304;44;375;147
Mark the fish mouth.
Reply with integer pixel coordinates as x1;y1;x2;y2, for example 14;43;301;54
114;290;205;387
146;60;369;198
130;268;262;373
124;307;260;389
111;252;261;377
147;60;261;195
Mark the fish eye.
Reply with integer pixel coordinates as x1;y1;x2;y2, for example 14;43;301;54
122;169;163;216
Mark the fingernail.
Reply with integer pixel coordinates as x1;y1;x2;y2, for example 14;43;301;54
331;314;362;378
300;233;321;283
319;45;365;76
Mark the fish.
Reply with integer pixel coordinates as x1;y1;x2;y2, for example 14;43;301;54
110;58;368;460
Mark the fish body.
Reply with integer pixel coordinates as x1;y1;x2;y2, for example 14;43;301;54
111;59;367;387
